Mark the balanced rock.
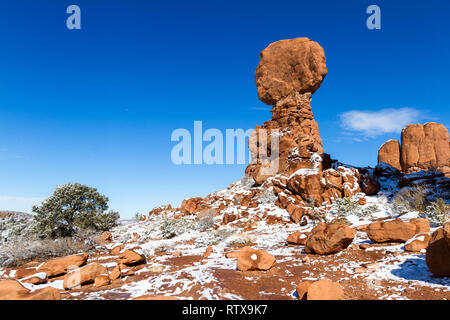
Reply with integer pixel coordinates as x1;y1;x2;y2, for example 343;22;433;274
426;221;450;277
255;37;327;106
37;253;89;277
365;218;430;243
236;246;276;271
304;222;356;255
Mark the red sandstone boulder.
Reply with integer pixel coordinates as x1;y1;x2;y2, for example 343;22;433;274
118;249;146;266
222;213;238;225
304;222;356;255
37;253;89;277
236;247;276;271
110;244;125;255
180;197;209;215
0;280;30;300
365;218;430;243
286;231;310;245
63;262;109;290
21;272;48;285
296;279;344;300
255;37;327;105
426;221;450;277
23;287;61;300
404;233;431;252
94;275;110;287
286;203;310;223
0;280;60;300
99;231;112;243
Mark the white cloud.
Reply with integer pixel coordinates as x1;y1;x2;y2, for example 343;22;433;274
0;196;44;213
340;107;422;137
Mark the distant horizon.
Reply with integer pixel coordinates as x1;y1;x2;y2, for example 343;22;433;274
1;0;449;218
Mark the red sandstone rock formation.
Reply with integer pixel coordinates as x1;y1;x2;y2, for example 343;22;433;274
378;122;450;177
246;37;361;206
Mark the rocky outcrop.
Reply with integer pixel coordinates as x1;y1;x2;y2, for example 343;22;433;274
180;197;210;215
425;221;450;277
304;222;356;255
378;123;450;177
378;140;402;171
365;218;430;243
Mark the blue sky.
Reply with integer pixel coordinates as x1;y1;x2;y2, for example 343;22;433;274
0;0;449;217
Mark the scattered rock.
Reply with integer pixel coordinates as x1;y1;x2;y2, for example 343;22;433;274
0;280;30;300
94;275;110;287
222;213;238;225
21;272;48;285
425;222;450;277
99;231;113;243
404;233;431;252
236;247;276;271
118;249;146;266
110;244;125;255
304;222;356;255
63;262;109;290
286;231;309;245
203;246;213;258
37;253;89;277
365;218;430;243
296;279;344;300
0;280;60;300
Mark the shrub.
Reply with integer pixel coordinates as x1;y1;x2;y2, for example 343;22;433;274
227;232;258;246
160;218;193;239
0;236;94;268
195;209;216;231
392;186;428;215
32;182;119;238
330;197;380;220
196;229;233;247
424;198;450;227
